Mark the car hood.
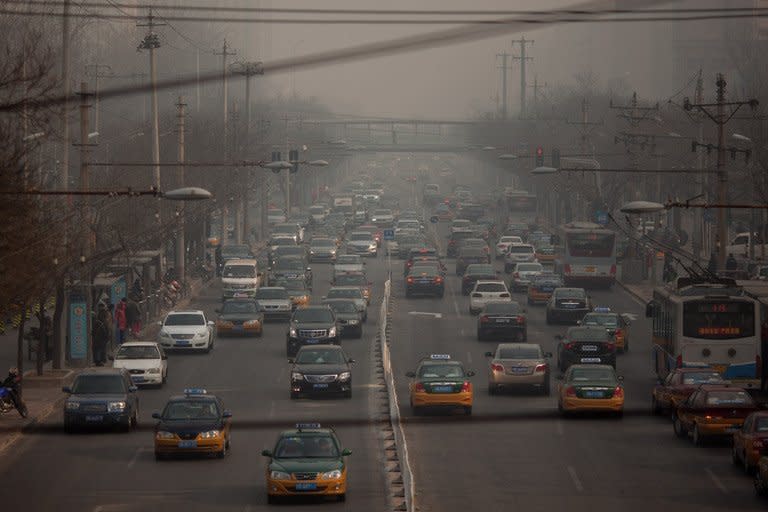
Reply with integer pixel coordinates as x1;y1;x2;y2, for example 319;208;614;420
162;325;207;334
221;277;257;284
291;322;335;329
67;393;128;402
348;240;373;246
256;299;291;307
333;312;360;321
113;359;161;370
496;359;543;366
156;419;222;433
270;458;343;474
292;363;349;374
218;313;261;322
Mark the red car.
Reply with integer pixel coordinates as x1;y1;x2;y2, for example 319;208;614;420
651;368;726;416
673;384;760;445
732;411;768;473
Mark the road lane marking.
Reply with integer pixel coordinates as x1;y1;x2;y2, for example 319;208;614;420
556;421;564;436
705;468;728;493
567;465;584;492
407;311;442;318
268;400;276;419
466;352;472;364
460;329;465;336
127;447;144;469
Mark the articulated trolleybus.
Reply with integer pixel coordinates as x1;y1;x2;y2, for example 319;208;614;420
554;221;617;288
647;277;761;386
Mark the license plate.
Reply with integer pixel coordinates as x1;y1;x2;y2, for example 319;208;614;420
541;287;553;292
313;383;329;389
433;385;453;393
580;357;602;363
285;273;299;278
131;376;145;382
584;266;596;272
306;339;320;344
510;367;528;374
585;390;603;398
725;425;742;433
562;303;578;309
178;440;198;448
495;318;510;323
175;340;190;346
581;345;598;352
85;415;103;422
295;483;317;491
234;292;248;298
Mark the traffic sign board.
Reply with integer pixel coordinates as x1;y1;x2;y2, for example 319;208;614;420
595;210;608;226
383;229;395;240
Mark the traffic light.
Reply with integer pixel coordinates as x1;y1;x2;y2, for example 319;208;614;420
551;148;561;169
289;149;299;174
535;146;544;167
271;151;282;174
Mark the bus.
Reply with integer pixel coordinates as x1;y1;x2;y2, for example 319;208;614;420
504;189;537;213
554;221;616;288
647;277;762;386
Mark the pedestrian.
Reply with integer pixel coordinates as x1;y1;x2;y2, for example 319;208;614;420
126;298;141;338
114;298;128;345
92;307;109;366
707;252;718;275
726;253;738;273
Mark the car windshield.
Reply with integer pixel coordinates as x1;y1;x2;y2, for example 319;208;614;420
274;434;340;458
328;289;362;299
335;275;367;286
162;400;220;420
326;301;358;313
312;239;335;247
293;309;334;323
467;265;494;275
705;391;754;406
568;328;611;342
255;289;289;300
275;260;304;271
484;303;520;314
419;363;464;378
508;245;534;253
756;417;768;432
336;256;360;265
556;289;586;299
569;367;616;383
72;375;126;394
582;314;618;327
350;233;372;241
275;247;303;256
279;280;306;292
498;346;541;359
296;349;347;364
221;248;252;259
165;314;205;326
681;372;725;385
476;283;505;292
516;263;543;272
223;264;255;278
460;248;485;257
373;210;391;216
500;237;521;244
115;345;160;360
221;301;259;314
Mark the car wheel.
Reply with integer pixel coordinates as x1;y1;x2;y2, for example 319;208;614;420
527;297;534;305
674;417;688;438
463;406;472;416
745;451;754;475
411;406;421;416
345;390;352;399
155;451;165;461
216;442;227;459
290;391;299;400
504;264;511;273
337;493;346;502
267;495;278;505
693;424;704;446
438;290;444;298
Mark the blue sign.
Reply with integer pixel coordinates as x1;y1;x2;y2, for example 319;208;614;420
69;294;88;360
383;229;395;241
595;210;608;226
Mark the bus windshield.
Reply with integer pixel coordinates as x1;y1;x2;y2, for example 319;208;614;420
566;232;615;258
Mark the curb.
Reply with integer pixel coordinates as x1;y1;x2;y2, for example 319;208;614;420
616;279;651;305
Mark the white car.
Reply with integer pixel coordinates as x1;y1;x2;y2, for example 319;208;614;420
346;231;378;257
469;280;512;315
504;244;536;272
334;254;365;274
510;262;544;291
370;209;394;225
395;219;423;232
111;341;168;386
496;235;523;258
157;310;215;352
450;219;472;233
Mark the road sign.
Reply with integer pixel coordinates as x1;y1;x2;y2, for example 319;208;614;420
595;210;608;226
383;229;395;241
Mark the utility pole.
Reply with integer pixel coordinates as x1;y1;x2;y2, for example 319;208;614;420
215;40;237;161
693;70;706;260
75;82;94;367
511;36;534;119
137;9;164;224
230;61;264;141
84;64;114;134
283;114;291;217
496;51;512;120
175;96;186;280
684;73;758;271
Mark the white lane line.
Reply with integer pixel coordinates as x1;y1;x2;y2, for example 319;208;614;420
127;447;143;469
408;311;442;318
268;400;276;419
705;468;728;493
460;329;465;336
466;351;472;364
567;465;584;492
453;301;460;316
556;421;564;436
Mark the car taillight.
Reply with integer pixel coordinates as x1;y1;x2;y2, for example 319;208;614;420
491;363;504;372
449;240;455;246
565;386;577;397
461;381;471;392
606;342;616;352
564;264;571;274
676;355;683;368
564;342;575;350
614;328;623;339
483;247;489;252
610;264;617;275
534;364;547;373
434;277;443;283
480;315;490;323
406;261;413;268
704;415;723;421
414;383;425;392
753;440;764;449
613;386;624;399
514;272;520;278
516;316;525;324
406;276;414;284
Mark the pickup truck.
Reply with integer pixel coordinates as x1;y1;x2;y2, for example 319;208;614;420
726;232;768;259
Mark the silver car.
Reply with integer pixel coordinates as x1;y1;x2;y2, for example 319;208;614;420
510;262;544;291
485;343;551;395
324;286;368;322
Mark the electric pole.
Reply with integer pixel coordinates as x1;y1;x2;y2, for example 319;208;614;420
215;40;237;161
84;64;114;134
683;73;758;271
496;51;512;120
230;61;264;141
75;82;94;367
511;36;534;119
175;96;186;280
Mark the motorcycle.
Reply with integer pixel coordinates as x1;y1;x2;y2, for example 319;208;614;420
0;370;28;418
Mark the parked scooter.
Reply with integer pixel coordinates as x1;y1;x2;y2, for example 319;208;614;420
0;368;28;418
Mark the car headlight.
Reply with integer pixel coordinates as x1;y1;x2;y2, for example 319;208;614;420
289;327;298;337
196;330;209;338
369;244;377;250
108;401;126;412
291;372;304;381
338;371;351;382
156;431;175;439
199;430;221;439
321;469;342;480
310;250;316;254
330;249;337;255
159;330;173;339
347;319;359;325
65;401;80;411
328;326;337;337
244;320;261;328
270;470;291;480
146;367;161;374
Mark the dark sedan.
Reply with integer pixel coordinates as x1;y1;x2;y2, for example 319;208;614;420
556;326;616;372
456;247;490;276
290;345;354;398
461;264;499;295
323;298;363;339
405;268;445;298
215;299;264;336
286;306;340;357
546;287;591;325
651;368;726;415
477;302;527;341
63;368;139;432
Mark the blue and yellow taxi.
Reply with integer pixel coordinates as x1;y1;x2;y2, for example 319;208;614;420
406;354;475;416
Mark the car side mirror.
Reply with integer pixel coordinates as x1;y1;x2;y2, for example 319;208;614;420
466;370;476;377
207;321;215;327
307;267;312;272
128;386;138;393
484;351;494;357
161;354;168;360
62;386;72;393
405;371;416;378
617;376;625;382
342;448;353;456
576;320;581;325
348;358;356;363
261;449;273;457
222;410;233;418
321;296;327;300
156;320;163;326
544;352;553;358
288;358;294;364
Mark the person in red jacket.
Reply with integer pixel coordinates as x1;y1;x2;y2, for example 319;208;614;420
115;298;128;345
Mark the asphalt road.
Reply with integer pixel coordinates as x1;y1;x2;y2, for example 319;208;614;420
0;251;390;511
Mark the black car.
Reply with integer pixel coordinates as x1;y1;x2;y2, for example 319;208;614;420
152;389;232;460
477;302;527;341
269;256;312;290
215;299;264;336
289;345;355;399
461;264;498;295
447;230;477;258
269;245;307;267
405;268;445;298
545;287;591;324
456;247;490;276
62;368;139;432
324;298;363;339
556;326;617;372
287;306;340;357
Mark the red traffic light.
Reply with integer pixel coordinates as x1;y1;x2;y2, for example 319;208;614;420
536;146;543;156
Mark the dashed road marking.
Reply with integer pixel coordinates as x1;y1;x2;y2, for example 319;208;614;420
705;467;728;493
127;447;143;469
567;465;584;492
407;311;442;319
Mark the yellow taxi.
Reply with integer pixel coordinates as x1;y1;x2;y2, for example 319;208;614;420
526;273;563;305
153;389;232;460
406;354;475;416
215;299;263;337
278;279;311;308
557;364;624;417
673;385;759;445
262;423;352;503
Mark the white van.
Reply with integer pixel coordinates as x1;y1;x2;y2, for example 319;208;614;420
221;258;261;300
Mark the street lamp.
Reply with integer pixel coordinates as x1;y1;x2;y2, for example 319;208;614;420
531;166;558;175
732;133;753;143
498;153;518;160
619;200;666;215
1;186;214;199
263;161;292;171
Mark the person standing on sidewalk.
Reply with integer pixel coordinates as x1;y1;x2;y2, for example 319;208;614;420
114;298;128;345
126;298;141;339
92;306;110;366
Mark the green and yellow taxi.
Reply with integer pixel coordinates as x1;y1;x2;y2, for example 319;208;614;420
262;423;351;503
152;388;232;460
406;354;475;416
